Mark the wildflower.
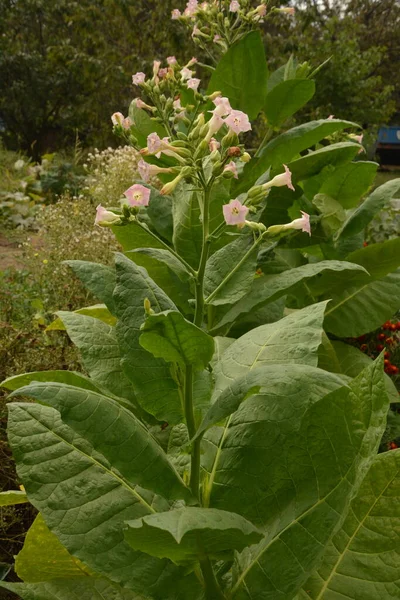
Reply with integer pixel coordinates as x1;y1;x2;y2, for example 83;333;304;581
205;113;225;141
224;109;252;134
147;132;163;156
224;161;239;179
267;211;311;237
167;56;177;65
187;77;201;91
181;67;194;81
132;72;146;85
135;98;153;111
171;9;181;19
160;167;192;195
349;133;363;144
213;96;232;117
223;199;249;226
214;34;222;43
184;0;198;17
111;112;124;126
124;184;151;207
209;138;221;152
278;7;295;15
186;57;198;67
229;1;240;12
255;4;267;17
122;117;132;130
138;159;174;182
95;205;121;227
158;68;168;79
262;165;294;192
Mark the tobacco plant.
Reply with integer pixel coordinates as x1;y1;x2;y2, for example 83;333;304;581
1;2;400;599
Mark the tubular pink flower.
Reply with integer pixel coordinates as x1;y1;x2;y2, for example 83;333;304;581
213;96;232;117
184;0;198;17
256;4;267;16
187;77;201;91
158;68;168;79
213;34;222;43
153;60;161;78
205;113;225;141
167;56;177;65
278;6;295;15
122;117;132;130
223;199;249;226
132;72;146;85
224;109;252;134
263;164;295;191
95;205;120;227
111;112;124;126
229;1;240;12
285;211;311;236
147;132;163;156
224;161;239;179
138;159;151;182
192;26;202;38
209;138;221;152
171;9;181;19
124;184;151;207
186;57;198;67
327;114;335;120
181;67;194;81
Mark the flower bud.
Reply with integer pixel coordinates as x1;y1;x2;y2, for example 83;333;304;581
221;129;238;149
244;220;266;232
241;152;251;163
144;298;154;315
227;146;242;158
207;90;223;101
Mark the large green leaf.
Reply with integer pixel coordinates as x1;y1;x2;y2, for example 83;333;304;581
337;177;400;239
57;311;137;408
113;254;183;424
235;119;357;195
322;240;400;336
140;310;214;371
146;190;174;243
212;261;366;334
15;514;91;582
204;235;258;306
264;79;315;127
128;104;167;148
207;31;268;119
0;490;28;506
7;403;201;599
64;261;116;313
11;382;190;502
300;450;400;599
331;340;398;403
219;358;389;599
1;578;146;600
125;507;263;563
47;304;116;331
288;143;361;183
213;302;328;395
113;221;165;253
319;161;378;209
1;370;105;395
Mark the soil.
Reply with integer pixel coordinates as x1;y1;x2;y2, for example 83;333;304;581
0;234;24;271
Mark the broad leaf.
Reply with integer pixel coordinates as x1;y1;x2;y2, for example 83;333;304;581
213;302;328;395
113;221;165;253
47;305;116;331
300;450;400;599
0;490;28;506
57;311;137;408
11;382;190;502
219;358;389;599
64;261;116;313
337;177;400;239
125;507;263;563
1;578;146;600
345;236;400;278
212;261;366;333
1;370;105;395
319;161;378;209
15;514;91;582
264;79;315;127
7;403;201;599
313;194;346;236
113;254;183;423
204;235;258;306
147;190;174;243
128;104;166;148
140;310;214;371
208;31;268;119
288;143;361;183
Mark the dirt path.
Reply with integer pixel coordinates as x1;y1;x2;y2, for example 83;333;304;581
0;233;24;271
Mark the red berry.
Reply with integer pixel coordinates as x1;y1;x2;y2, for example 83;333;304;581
385;352;390;359
391;324;397;331
390;365;399;375
360;344;368;352
363;241;368;247
376;344;384;352
384;359;391;366
390;442;398;450
378;333;386;341
386;338;394;345
358;335;367;342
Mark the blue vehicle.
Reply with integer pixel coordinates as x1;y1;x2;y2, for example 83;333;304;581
376;126;400;166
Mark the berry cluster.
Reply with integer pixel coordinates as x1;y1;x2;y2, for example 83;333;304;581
356;319;400;376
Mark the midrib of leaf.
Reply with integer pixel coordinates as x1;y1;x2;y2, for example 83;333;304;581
28;410;157;514
204;416;233;508
324;282;370;316
231;441;369;596
313;468;399;600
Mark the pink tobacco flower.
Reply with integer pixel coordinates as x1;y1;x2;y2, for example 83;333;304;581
132;72;146;85
186;57;198;67
213;96;232;117
278;6;295;15
167;56;177;65
147;132;163;156
213;34;222;43
286;211;311;235
224;109;252;134
111;112;124;126
263;165;295;192
181;67;194;81
95;205;120;227
124;184;151;207
327;115;335;119
184;0;198;17
171;9;181;19
153;60;161;78
223;199;249;226
158;68;168;79
122;117;132;130
205;113;225;141
255;4;267;17
229;1;240;12
209;138;221;152
138;159;150;182
192;26;202;38
187;77;201;91
224;161;239;179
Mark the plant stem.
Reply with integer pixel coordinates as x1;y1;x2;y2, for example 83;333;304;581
134;219;196;276
184;364;200;499
205;233;266;305
200;558;226;600
194;183;212;327
255;126;274;157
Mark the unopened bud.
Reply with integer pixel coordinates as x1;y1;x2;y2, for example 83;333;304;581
194;139;210;159
227;146;242;158
244;220;266;232
177;131;188;141
221;130;238;149
241;152;251;163
247;185;264;198
144;298;154;315
207;90;223;101
209;150;221;162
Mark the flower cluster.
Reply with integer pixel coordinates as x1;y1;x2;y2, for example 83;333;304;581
171;1;294;57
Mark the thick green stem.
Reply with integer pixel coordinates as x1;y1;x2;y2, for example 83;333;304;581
200;558;226;600
194;184;212;327
184;365;200;498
